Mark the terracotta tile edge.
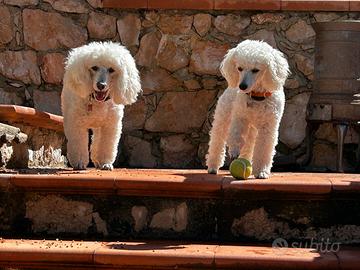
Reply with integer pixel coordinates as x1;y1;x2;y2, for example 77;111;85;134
5;172;222;198
1;239;358;268
0;105;63;132
102;0;148;8
0;175;12;190
112;172;222;198
0;239;101;265
350;0;360;10
5;171;360;198
214;0;281;10
281;0;350;11
328;176;360;194
221;176;333;196
100;0;356;11
147;0;214;10
8;174;117;194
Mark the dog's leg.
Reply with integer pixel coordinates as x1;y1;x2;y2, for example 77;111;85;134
252;121;278;179
206;90;236;174
227;117;242;158
207;118;230;174
65;125;89;170
94;121;122;170
228;118;255;159
90;128;101;168
239;125;257;161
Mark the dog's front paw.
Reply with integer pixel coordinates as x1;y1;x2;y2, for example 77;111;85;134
67;149;88;171
100;163;113;171
72;162;87;170
208;168;218;174
255;171;270;179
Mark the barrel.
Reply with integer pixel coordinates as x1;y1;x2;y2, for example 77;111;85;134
307;21;360;122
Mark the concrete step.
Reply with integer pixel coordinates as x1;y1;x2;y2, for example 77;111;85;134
0;169;359;244
0;238;358;269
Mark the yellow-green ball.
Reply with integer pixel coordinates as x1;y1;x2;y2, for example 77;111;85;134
229;158;252;180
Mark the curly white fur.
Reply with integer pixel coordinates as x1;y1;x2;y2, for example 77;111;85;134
61;41;141;170
206;40;289;179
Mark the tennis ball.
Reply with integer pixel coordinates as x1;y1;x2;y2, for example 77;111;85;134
229;158;252;180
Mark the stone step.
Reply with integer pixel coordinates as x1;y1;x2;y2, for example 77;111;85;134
0;238;358;269
0;105;66;169
0;169;359;244
1;169;360;198
0;105;63;132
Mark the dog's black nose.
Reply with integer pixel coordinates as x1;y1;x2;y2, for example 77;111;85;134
96;82;106;90
239;83;248;90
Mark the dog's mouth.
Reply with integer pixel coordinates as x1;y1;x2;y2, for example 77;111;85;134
93;90;109;102
239;88;252;94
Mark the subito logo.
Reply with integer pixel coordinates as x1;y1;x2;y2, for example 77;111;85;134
272;238;288;249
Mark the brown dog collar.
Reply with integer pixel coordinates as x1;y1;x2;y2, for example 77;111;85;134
246;91;272;101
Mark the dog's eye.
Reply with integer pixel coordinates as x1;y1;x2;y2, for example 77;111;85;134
238;67;243;72
252;68;259;73
91;66;98;71
108;67;115;73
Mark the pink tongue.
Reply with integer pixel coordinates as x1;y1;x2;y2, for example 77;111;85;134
95;91;107;101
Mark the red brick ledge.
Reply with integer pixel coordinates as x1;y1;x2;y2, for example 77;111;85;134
0;105;63;132
1;169;359;199
102;0;360;11
0;238;357;269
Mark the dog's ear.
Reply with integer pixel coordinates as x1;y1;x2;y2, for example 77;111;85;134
63;54;91;99
113;51;141;105
220;48;239;89
266;49;290;90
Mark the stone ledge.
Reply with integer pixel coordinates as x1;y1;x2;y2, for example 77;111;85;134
102;0;360;11
215;0;281;10
148;0;214;9
0;105;63;133
1;169;359;199
1;169;225;198
0;239;357;269
282;0;350;11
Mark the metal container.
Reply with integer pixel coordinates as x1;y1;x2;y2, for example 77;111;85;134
307;21;360;122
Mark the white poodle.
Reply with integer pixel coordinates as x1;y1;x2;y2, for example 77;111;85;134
206;40;289;179
61;41;141;170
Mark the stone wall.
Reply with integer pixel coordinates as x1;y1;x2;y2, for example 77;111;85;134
0;0;359;170
1;191;360;244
